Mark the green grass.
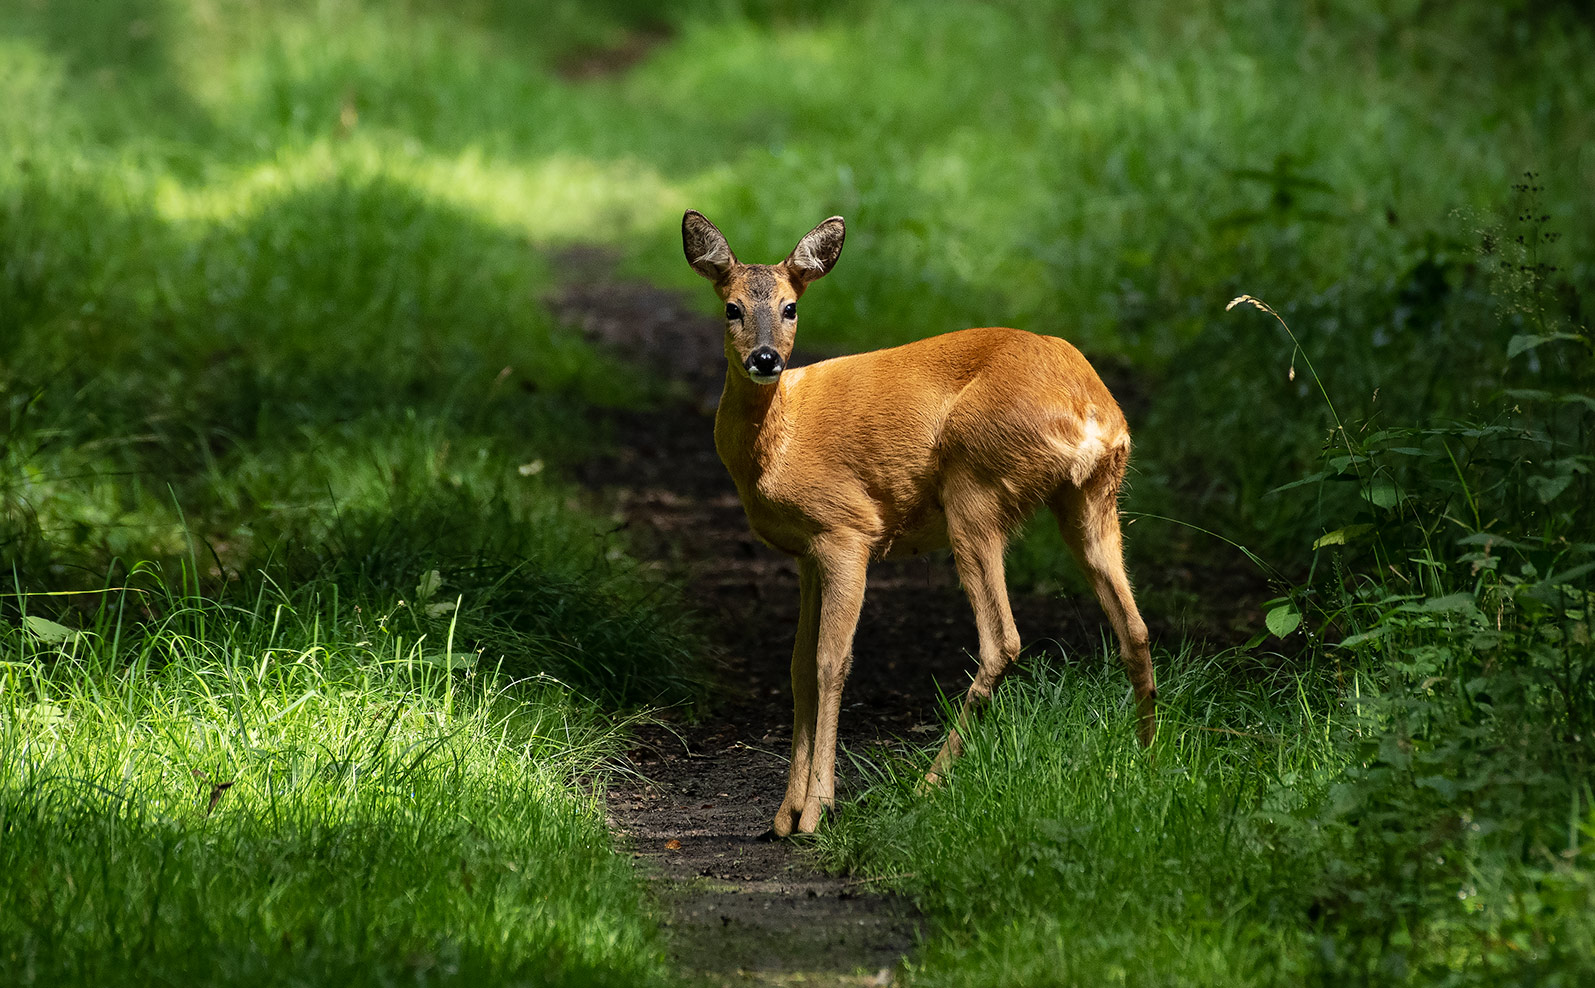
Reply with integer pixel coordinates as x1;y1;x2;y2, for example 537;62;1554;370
4;6;717;982
822;645;1593;986
3;0;1593;984
821;648;1341;986
1;576;678;987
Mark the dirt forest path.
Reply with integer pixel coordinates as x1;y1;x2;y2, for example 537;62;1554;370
553;250;1166;985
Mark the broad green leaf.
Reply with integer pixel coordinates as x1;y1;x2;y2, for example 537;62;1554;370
430;651;478;670
1415;774;1459;799
415;569;443;602
1265;602;1302;638
1422;593;1480;615
1523;581;1580;610
1506;335;1541;359
1264;471;1329;496
1468;631;1503;652
1528;474;1571;503
23;616;78;643
18;702;67;726
1456;532;1527;550
1545;455;1592;475
1362;428;1415;445
1508;333;1585;359
1313;524;1373;549
1336;626;1388;649
1547;561;1595;586
1361;479;1402;510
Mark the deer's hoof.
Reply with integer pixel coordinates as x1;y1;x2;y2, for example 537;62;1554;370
796;798;825;834
770;804;801;838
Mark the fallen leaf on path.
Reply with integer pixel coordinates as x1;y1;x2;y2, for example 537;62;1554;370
665;839;682;850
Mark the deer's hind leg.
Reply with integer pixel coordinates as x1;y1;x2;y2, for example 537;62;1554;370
1051;444;1157;745
927;474;1023;784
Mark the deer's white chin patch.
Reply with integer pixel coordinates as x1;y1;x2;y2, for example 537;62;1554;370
746;369;782;385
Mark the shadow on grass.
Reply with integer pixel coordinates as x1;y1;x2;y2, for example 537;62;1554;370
1;163;626;452
1;161;703;704
0;0;219;152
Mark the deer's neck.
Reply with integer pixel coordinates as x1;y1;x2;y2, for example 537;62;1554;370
715;363;789;488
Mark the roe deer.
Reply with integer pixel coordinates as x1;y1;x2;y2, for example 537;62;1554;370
682;210;1156;837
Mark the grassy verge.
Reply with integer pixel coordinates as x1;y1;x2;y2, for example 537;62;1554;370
2;576;677;987
824;638;1593;985
823;648;1340;985
3;3;712;983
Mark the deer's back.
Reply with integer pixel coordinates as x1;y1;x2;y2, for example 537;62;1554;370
727;327;1127;557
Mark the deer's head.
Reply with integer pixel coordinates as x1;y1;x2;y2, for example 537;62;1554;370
682;211;845;385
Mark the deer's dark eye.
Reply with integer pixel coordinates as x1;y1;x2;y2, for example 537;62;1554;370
725;302;742;321
783;302;797;320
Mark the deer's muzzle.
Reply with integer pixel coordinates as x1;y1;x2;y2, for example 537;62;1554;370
745;346;784;384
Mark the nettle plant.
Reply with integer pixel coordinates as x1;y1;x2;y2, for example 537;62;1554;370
1234;178;1591;710
1229;182;1594;974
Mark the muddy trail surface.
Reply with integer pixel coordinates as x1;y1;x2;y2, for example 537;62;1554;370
552;249;1219;986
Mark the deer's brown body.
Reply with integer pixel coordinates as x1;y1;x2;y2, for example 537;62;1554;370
684;211;1156;837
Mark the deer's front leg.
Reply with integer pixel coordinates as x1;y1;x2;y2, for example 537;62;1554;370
798;540;868;835
772;559;821;837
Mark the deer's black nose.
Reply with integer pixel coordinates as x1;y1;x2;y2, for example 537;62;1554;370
746;347;784;380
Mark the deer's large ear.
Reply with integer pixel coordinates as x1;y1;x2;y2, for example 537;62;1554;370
783;216;845;289
683;210;737;283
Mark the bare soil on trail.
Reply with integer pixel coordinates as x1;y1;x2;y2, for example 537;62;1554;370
550;249;1226;985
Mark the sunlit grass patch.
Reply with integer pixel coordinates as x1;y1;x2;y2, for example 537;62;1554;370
818;641;1589;985
0;578;676;987
6;407;704;706
829;593;1588;983
820;646;1342;985
147;138;682;247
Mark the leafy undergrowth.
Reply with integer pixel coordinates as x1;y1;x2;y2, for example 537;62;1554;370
1;577;679;987
823;643;1592;986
